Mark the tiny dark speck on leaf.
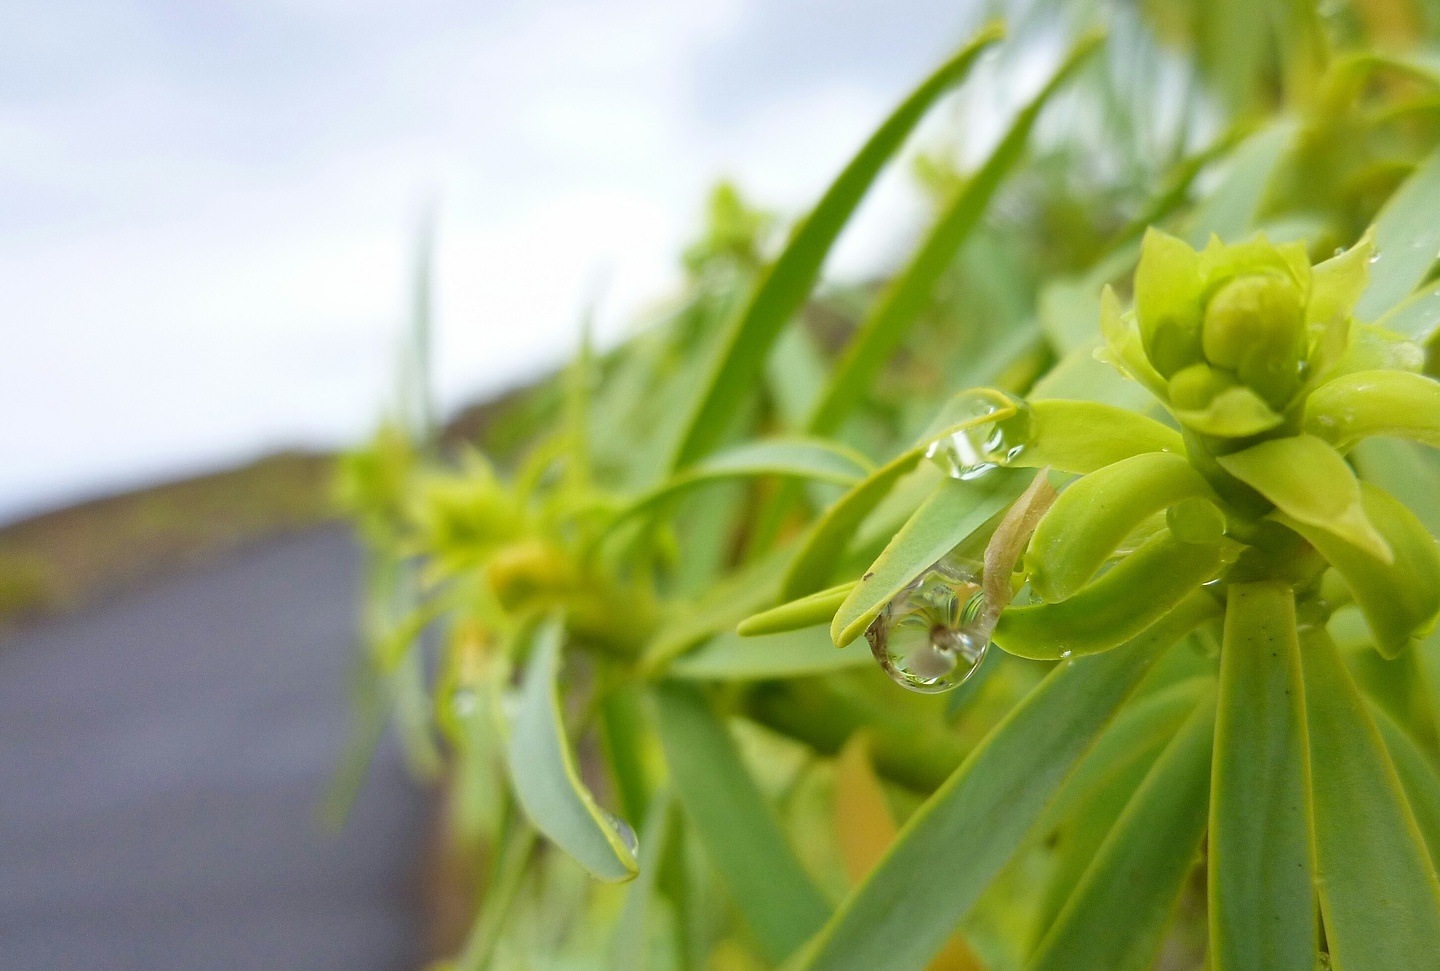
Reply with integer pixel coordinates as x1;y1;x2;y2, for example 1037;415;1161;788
863;572;874;580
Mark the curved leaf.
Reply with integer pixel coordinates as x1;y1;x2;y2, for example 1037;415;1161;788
1209;582;1315;971
805;31;1104;435
1276;483;1440;657
1027;690;1216;971
668;626;871;680
509;620;639;882
669;23;1005;469
831;470;1031;647
1305;369;1440;452
653;682;830;963
1300;626;1440;969
994;530;1224;660
1216;434;1391;562
790;594;1219;971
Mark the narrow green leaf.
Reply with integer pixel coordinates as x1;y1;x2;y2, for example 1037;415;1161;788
1300;625;1440;969
1012;400;1184;475
1356;147;1440;322
1185;121;1295;245
831;470;1030;647
600;684;653;827
669;23;1005;469
738;582;856;637
1027;689;1216;971
1217;434;1391;562
1030;678;1212;939
508;620;639;882
1039;677;1213;832
1374;277;1440;343
1305;370;1440;452
804;31;1104;435
653;682;830;963
994;529;1224;660
669;627;871;680
615;438;871;532
1371;701;1440;869
1276;483;1440;657
643;545;794;672
790;593;1219;971
1209;582;1315;971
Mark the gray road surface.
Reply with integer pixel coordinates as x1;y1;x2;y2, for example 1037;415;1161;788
0;526;430;970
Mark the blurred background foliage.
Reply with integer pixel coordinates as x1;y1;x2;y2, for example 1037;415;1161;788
327;0;1440;969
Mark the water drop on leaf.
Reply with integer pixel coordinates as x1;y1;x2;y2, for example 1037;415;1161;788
865;558;992;693
600;808;640;860
450;686;478;717
924;395;1032;480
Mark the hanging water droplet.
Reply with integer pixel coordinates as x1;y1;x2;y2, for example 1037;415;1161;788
600;808;640;860
866;557;993;693
924;394;1032;480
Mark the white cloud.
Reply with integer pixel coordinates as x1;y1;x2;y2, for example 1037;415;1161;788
0;0;977;520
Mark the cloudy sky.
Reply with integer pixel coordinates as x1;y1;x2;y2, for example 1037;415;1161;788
1;0;1000;520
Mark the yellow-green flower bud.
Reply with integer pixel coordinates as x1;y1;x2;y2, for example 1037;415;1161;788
1201;272;1307;407
1133;228;1206;379
1167;362;1238;411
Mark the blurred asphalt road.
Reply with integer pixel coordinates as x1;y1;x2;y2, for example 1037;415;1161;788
0;526;430;970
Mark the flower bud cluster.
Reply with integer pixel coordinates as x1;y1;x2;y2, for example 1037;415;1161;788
1102;228;1381;441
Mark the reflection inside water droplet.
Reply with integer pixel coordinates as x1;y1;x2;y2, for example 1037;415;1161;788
924;396;1032;480
866;557;993;693
600;808;640;859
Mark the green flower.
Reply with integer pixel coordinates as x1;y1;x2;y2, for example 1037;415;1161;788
996;227;1440;663
1102;228;1387;438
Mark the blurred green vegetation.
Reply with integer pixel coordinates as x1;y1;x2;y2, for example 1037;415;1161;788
333;1;1440;967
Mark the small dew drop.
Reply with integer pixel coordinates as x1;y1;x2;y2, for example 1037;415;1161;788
1060;650;1073;659
450;686;478;717
600;809;640;860
925;394;1032;480
1369;253;1382;264
865;558;993;694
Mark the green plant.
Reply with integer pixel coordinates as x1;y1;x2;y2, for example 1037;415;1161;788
338;4;1440;969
